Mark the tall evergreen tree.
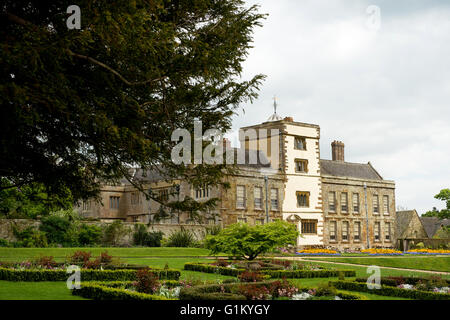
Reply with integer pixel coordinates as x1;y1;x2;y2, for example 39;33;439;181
1;1;266;205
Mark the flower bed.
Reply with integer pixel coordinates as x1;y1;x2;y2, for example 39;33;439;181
355;276;450;294
361;249;403;256
405;249;450;255
0;267;180;281
329;280;450;300
183;262;355;279
296;249;341;256
179;281;365;300
0;251;150;271
72;278;238;300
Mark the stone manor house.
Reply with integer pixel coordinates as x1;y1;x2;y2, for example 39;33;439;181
76;112;396;250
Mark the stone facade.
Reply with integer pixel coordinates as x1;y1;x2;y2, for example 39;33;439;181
240;118;323;247
218;166;284;226
75;115;396;250
322;175;396;250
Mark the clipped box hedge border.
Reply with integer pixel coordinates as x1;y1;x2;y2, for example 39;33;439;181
184;262;356;279
0;267;180;281
329;280;450;300
72;282;172;300
355;277;450;287
179;281;367;301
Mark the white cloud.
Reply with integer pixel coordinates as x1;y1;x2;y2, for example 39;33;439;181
232;0;450;214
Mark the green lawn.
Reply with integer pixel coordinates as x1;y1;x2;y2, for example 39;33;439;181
0;281;86;300
305;256;450;273
0;248;448;300
0;247;220;261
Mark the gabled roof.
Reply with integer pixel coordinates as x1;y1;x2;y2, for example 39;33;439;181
320;160;383;180
420;217;450;238
396;210;419;238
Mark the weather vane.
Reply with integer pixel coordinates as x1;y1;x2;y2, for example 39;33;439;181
273;95;278;114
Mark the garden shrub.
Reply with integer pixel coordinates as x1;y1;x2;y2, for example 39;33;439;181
269;279;298;299
102;221;129;246
215;259;229;267
78;224;102;246
0;238;10;247
98;251;113;264
68;251;92;266
205;221;299;260
238;271;265;282
135;268;161;294
132;224;163;247
237;283;271;300
166;228;195;247
39;215;78;246
12;226;48;247
270;259;292;269
0;267;181;281
315;283;337;297
34;256;58;269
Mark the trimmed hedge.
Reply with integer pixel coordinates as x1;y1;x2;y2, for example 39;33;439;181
184;263;244;276
0;267;180;281
180;281;367;301
262;269;355;279
183;262;356;279
355;277;450;287
179;281;273;300
73;280;367;301
329;280;450;300
335;290;369;300
72;282;172;300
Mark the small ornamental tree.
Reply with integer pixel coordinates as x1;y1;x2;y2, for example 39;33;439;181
205;220;299;260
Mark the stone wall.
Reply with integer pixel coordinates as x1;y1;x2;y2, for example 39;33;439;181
0;219;212;244
0;219;41;242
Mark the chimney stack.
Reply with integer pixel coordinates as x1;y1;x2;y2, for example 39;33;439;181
331;141;345;162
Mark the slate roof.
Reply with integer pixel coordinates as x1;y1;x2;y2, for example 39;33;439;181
320;159;383;180
117;148;272;185
420;217;450;238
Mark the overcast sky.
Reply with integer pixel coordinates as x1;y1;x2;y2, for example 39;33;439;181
227;0;450;215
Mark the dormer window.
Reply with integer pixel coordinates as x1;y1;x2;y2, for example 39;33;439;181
294;137;306;150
